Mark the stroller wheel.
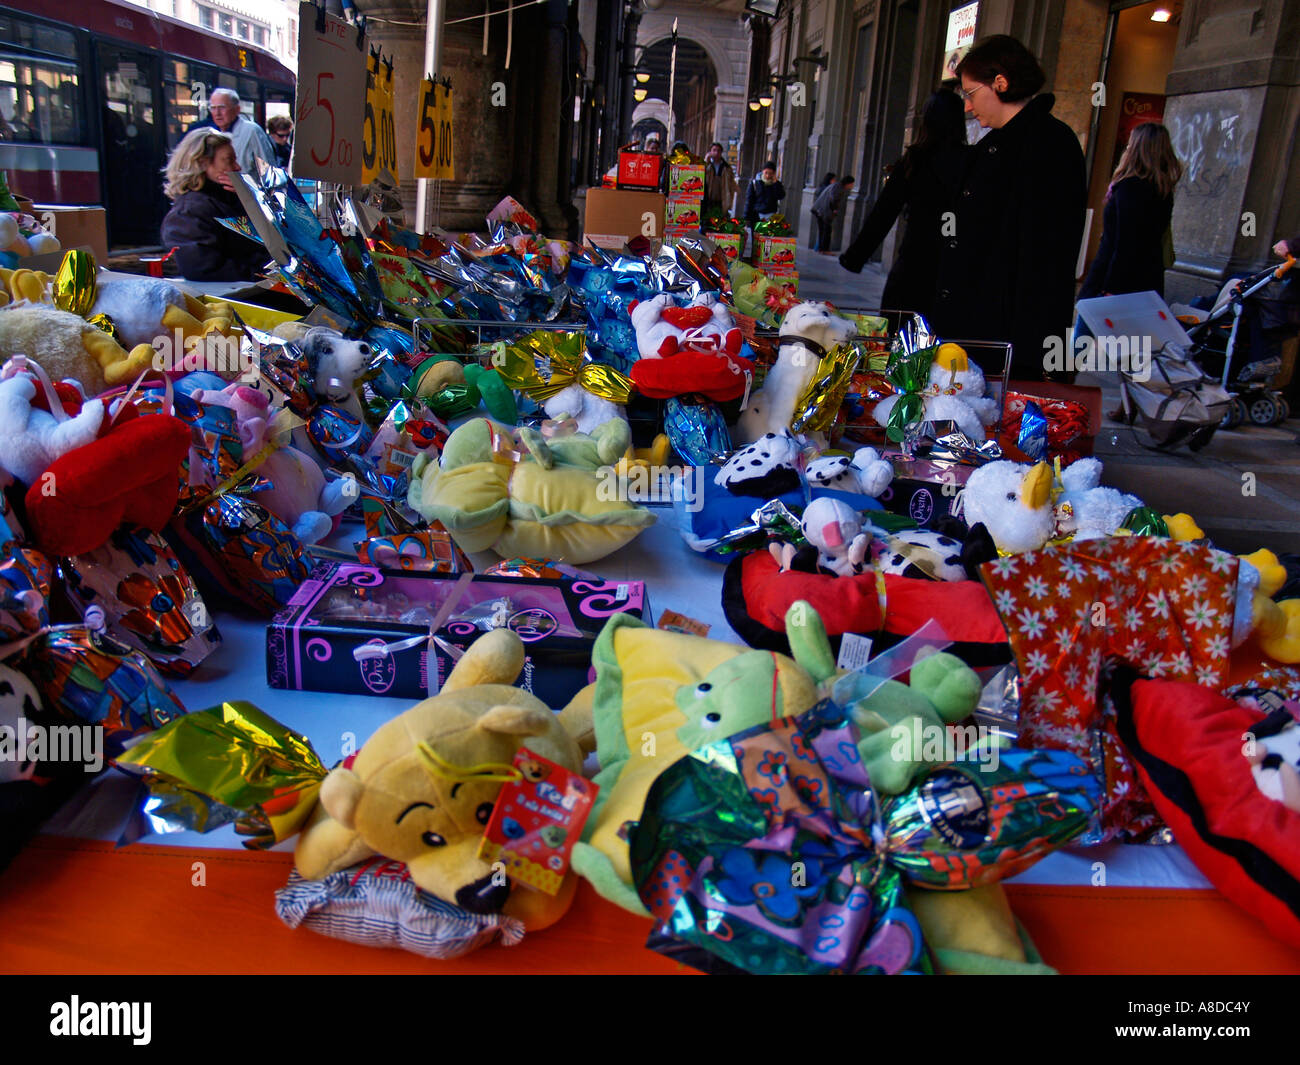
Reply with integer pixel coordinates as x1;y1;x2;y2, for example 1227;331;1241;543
1222;397;1247;429
1273;395;1291;425
1249;394;1279;426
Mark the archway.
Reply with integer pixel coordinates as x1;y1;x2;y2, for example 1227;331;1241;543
637;37;716;154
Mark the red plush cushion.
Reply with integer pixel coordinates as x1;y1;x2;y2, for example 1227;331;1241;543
1115;673;1300;947
725;550;1010;659
25;414;192;557
630;352;750;401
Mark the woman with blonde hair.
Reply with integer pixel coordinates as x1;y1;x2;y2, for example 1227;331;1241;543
1079;122;1184;299
159;127;268;281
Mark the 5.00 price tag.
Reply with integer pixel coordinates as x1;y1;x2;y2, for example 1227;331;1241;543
292;0;365;184
362;53;399;185
412;77;454;181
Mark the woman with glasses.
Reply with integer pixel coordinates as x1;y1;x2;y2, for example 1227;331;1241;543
266;115;294;169
933;35;1087;380
159;129;269;281
840;90;968;317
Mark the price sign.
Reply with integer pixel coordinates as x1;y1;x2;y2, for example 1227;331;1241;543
413;77;455;181
292;0;365;184
362;53;399;185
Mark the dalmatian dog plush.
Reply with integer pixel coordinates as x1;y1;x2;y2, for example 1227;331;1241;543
805;446;893;498
735;302;857;446
298;327;372;421
870;528;969;582
714;431;803;498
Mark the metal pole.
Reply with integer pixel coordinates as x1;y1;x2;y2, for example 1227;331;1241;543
667;18;678;147
415;0;445;234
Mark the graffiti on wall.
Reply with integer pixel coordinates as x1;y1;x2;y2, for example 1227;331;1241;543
1168;105;1254;200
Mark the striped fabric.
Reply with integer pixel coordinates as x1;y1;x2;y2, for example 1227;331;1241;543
275;862;525;959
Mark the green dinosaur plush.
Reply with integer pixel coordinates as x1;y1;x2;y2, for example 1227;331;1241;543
517;418;629;470
837;650;988;796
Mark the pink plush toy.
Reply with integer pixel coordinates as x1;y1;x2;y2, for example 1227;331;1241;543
192;384;358;544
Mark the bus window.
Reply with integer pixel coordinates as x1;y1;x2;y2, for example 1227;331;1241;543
164;60;215;145
0;56;84;145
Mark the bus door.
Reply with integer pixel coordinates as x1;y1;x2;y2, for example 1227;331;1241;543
96;40;165;247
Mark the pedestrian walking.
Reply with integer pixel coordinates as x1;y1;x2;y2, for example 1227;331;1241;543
810;175;854;253
702;142;739;217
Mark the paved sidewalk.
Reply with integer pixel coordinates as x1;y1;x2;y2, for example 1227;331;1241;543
787;247;1300;558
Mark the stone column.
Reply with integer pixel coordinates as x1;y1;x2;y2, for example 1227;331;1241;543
1163;0;1300;302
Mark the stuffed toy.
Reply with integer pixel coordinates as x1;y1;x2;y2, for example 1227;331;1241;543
960;460;1056;555
407;418;655;564
627;291;742;360
406;353;518;425
566;600;836;913
0;213;59;271
294;628;587;929
834;649;985;795
734;301;857;444
1245;705;1300;811
870;527;971;582
542;382;626;437
1054;457;1143;541
714;431;803;498
873;343;999;441
276;324;372;422
89;275;242;357
805;445;892;497
771;496;871;577
628;294;685;359
0;302;158;394
1237;548;1300;663
0;373;104;486
190;384;359;545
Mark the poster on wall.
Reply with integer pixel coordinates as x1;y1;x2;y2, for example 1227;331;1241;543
941;2;980;81
1112;93;1166;170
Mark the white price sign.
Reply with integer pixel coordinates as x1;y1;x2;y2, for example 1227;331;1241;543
292;1;366;184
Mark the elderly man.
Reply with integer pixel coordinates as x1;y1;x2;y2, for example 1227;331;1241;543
200;88;276;177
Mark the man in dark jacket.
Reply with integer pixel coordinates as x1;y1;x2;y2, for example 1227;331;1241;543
810;175;854;253
703;142;738;217
932;36;1086;381
743;161;786;224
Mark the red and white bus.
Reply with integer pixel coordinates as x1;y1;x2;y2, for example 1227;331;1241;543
0;0;295;247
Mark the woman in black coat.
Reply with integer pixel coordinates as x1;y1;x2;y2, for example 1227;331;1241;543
1079;122;1182;300
840;90;968;318
932;36;1087;380
160;128;269;282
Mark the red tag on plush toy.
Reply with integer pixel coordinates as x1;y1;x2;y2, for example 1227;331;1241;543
478;748;597;895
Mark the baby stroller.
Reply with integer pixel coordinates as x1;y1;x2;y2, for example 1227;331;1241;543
1178;256;1299;428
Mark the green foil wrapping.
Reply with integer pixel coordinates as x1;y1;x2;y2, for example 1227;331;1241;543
116;700;327;848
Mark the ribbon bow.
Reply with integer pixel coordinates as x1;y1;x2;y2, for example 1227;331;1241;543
491;331;633;405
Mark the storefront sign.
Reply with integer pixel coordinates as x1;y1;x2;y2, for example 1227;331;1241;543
292;0;366;184
1111;93;1166;170
941;2;979;81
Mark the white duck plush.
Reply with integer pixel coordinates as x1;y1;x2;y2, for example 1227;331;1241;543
735;302;856;445
873;344;998;440
805;446;893;497
960;460;1056;554
1055;457;1143;542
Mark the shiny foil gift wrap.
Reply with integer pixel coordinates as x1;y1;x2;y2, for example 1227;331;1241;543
0;546;52;643
51;248;97;317
60;526;220;678
791;342;863;436
630;699;931;975
308;405;374;464
880;748;1099;889
26;620;188;759
355;529;473;574
116;700;325;848
664;397;731;467
493;330;632;406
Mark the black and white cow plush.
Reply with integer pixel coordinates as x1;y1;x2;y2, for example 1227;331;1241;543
871;528;968;582
714;432;803;498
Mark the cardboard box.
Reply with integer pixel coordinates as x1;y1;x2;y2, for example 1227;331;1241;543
668;163;705;196
665;196;703;229
756;234;797;268
267;561;649;706
764;266;799;291
617;151;662;191
583;187;666;249
32;205;108;265
663;224;696;247
875;454;976;528
704;232;741;261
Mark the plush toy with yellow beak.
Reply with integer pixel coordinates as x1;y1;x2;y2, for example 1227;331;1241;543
1236;548;1300;663
873;342;1000;441
961;459;1058;554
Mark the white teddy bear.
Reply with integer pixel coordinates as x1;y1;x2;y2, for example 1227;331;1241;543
628;293;684;360
735;302;857;445
689;292;743;356
1055;457;1143;541
542;382;628;436
0;373;104;486
873;344;998;441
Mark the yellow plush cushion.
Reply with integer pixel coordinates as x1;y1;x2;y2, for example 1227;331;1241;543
583;620;818;888
416;461;511;554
